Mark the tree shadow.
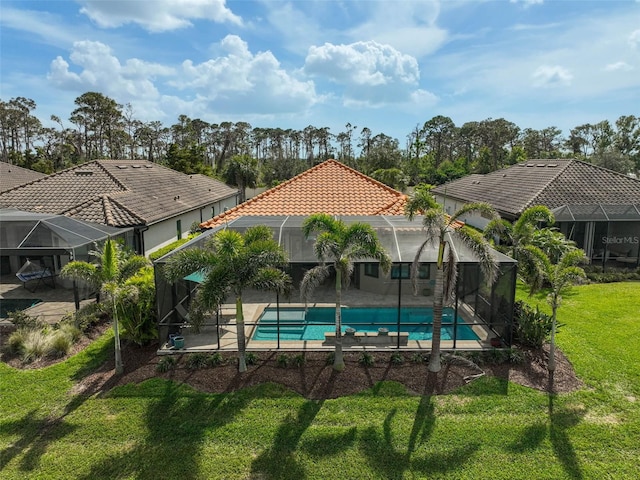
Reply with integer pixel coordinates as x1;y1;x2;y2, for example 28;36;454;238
548;371;585;480
359;372;479;478
0;409;77;472
75;380;253;479
251;399;324;479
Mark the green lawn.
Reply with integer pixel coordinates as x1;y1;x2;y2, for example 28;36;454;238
2;282;639;479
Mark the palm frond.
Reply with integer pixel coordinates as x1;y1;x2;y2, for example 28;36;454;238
450;202;498;225
60;261;99;287
454;226;498;285
518;244;551;295
162;248;217;281
250;267;293;296
483;218;512;244
243;224;275;244
404;184;439;220
410;238;432;294
300;265;331;304
198;265;233;310
302;213;340;238
515;205;555;233
119;255;150;281
443;244;458;300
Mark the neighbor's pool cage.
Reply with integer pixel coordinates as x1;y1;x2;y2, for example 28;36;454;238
153;215;517;351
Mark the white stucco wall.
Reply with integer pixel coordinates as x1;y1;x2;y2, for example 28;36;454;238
144;197;237;256
434;194;491;230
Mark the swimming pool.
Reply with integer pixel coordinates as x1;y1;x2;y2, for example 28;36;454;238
252;307;479;341
0;298;42;318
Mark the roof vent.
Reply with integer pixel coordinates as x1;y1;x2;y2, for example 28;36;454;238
536;164;546;167
526;164;535;167
144;165;153;168
75;170;94;176
548;164;558;167
131;165;141;169
116;165;128;169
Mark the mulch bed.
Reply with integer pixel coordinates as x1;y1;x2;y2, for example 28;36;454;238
1;322;582;399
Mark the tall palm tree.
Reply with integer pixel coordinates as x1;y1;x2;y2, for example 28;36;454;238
484;205;554;294
61;238;149;374
163;225;291;372
405;186;499;373
543;249;586;372
301;214;391;372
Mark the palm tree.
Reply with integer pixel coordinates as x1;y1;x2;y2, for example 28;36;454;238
162;225;291;372
405;186;499;373
61;238;149;374
301;214;391;372
543;249;586;372
484;205;554;294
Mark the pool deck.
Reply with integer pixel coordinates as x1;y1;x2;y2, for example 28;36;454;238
158;290;495;355
0;274;93;326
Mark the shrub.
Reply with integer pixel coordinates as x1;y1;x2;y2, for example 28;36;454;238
118;266;158;345
7;328;28;355
58;323;82;343
156;356;178;372
513;301;556;349
325;352;335;366
186;353;210;370
276;353;290;368
69;303;108;332
148;233;201;262
7;310;44;330
292;353;306;367
47;331;73;358
410;352;425;364
207;352;224;366
245;352;258;366
485;348;508;365
21;330;49;363
390;352;404;365
359;352;375;366
507;347;525;364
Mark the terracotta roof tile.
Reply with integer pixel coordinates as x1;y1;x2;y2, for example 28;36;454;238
0;162;47;193
0;160;238;227
200;159;409;228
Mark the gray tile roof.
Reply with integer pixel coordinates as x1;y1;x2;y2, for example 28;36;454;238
433;159;640;217
0;162;47;192
0;160;238;227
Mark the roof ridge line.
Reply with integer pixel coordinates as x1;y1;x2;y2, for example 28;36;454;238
571;158;640;182
102;194;145;225
522;160;572;210
95;160;129;191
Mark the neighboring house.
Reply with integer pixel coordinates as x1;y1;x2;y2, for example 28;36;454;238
433;159;640;265
0;160;239;256
0;161;46;193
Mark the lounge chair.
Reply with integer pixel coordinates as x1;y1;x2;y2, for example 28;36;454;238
15;260;56;293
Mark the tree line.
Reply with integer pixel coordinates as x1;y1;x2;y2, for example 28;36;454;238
1;92;638;192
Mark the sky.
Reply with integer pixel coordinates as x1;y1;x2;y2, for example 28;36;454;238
1;0;639;144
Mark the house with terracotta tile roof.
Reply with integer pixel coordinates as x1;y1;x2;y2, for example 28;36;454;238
154;159;517;352
0;161;46;193
433;159;640;266
200;159;408;229
0;160;239;257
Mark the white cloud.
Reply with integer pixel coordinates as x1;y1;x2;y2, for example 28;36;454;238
532;65;573;87
47;41;173;101
629;29;640;48
173;35;318;114
79;0;241;32
347;2;448;58
0;7;81;47
510;0;544;5
605;61;633;72
304;41;427;106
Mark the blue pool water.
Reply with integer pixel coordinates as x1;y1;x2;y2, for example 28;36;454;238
0;298;42;318
252;307;479;341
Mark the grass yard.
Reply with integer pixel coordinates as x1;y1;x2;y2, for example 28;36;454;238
1;282;639;479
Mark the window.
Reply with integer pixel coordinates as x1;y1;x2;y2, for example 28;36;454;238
391;264;430;279
176;220;182;240
364;263;379;278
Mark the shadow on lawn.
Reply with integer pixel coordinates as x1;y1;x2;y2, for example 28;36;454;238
359;372;479;479
75;380;253;480
508;371;585;479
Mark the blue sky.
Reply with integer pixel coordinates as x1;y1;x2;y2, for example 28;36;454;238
1;0;639;143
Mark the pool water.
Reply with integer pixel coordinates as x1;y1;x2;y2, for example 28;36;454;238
0;298;42;318
252;307;479;341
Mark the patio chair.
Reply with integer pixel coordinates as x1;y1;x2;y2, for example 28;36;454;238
15;259;56;293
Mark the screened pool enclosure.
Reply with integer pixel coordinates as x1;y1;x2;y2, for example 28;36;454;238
154;215;517;352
